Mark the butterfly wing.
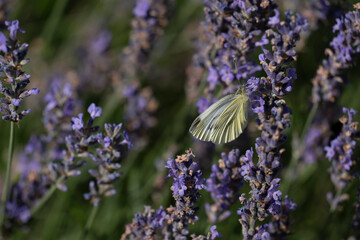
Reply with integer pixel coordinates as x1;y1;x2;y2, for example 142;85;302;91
210;94;249;144
189;94;238;142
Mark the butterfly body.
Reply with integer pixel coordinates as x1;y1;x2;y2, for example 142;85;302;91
189;88;248;144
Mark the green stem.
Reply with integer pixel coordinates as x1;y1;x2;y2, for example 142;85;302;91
282;102;319;193
41;0;69;56
0;121;15;232
300;102;319;143
30;176;65;216
82;205;99;240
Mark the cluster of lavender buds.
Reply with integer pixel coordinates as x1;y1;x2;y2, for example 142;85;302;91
122;205;167;239
325;108;359;210
205;149;244;223
312;4;360;104
122;150;219;239
85;121;131;206
165;149;205;234
123;0;173;75
45;104;104;191
120;0;173;145
193;0;278;113
302;4;360;164
0;20;39;122
54;103;131;200
76;29;114;92
237;10;307;238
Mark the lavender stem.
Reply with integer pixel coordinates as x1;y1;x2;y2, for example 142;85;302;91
82;205;99;240
283;102;319;193
0;121;15;232
30;175;66;216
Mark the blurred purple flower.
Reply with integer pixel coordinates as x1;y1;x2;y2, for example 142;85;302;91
302;5;360;164
205;149;244;223
312;6;360;104
196;97;215;114
325;107;359;210
123;84;158;147
124;0;173;73
91;30;112;54
133;0;150;18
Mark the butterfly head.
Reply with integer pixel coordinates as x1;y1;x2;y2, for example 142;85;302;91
235;85;247;95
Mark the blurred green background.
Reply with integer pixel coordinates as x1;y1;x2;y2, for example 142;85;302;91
1;0;360;239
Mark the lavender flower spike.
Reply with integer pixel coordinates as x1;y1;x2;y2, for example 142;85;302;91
238;10;307;239
51;103;104;191
193;0;277;113
124;0;173;74
325;107;359;210
85;122;131;206
302;4;360;164
312;5;360;104
0;20;39;122
165;149;206;236
122;150;211;239
205;149;244;223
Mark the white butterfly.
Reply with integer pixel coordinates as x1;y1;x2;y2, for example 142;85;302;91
189;87;249;144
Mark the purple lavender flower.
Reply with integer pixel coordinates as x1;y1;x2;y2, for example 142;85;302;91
133;0;151;18
205;149;244;223
52;103;104;184
193;0;277;112
325;107;359;210
196;97;216;114
165;149;205;232
91;30;112;54
123;84;158;146
122;150;212;239
121;206;167;239
84;122;131;206
4;78;76;226
237;10;307;239
312;5;360;103
120;0;173;146
76;29;113;92
191;225;222;240
0;20;39;122
267;196;297;237
302;5;360;164
5;136;48;225
123;0;173;74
